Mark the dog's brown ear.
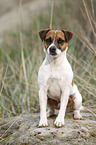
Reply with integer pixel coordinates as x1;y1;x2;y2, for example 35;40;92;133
39;29;51;41
61;30;73;42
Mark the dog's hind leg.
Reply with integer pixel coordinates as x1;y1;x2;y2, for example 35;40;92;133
70;84;83;119
47;107;55;117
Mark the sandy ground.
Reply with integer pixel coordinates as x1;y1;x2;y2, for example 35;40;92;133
0;111;96;145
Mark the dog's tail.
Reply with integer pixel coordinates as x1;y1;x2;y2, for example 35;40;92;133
80;106;85;111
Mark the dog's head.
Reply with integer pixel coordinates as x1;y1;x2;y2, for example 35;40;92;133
39;29;73;57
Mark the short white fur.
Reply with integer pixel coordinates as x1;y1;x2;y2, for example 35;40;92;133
38;30;83;127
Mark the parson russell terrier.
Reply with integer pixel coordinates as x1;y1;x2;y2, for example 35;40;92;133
38;29;83;127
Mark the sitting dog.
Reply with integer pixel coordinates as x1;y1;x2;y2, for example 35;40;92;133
38;29;83;127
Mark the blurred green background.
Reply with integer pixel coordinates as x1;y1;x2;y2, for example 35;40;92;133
0;0;96;118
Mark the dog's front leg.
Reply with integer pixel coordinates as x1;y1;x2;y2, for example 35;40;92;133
54;90;69;127
39;87;48;127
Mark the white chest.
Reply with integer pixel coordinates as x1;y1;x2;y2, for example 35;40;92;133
47;77;61;101
38;53;73;101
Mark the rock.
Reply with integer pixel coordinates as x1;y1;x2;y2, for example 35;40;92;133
0;111;96;145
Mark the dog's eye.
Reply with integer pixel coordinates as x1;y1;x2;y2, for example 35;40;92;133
45;37;52;44
58;38;65;44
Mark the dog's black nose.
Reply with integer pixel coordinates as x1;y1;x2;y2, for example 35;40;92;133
49;46;56;54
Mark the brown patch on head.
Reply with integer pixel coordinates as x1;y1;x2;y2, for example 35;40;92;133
59;41;68;51
44;30;55;50
55;30;68;51
45;30;55;40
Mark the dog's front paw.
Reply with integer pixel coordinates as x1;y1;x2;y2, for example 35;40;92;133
54;117;64;128
39;119;48;127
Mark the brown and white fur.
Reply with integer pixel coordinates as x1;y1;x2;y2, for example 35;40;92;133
38;29;83;127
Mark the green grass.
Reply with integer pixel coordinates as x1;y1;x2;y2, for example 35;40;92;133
0;0;96;118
